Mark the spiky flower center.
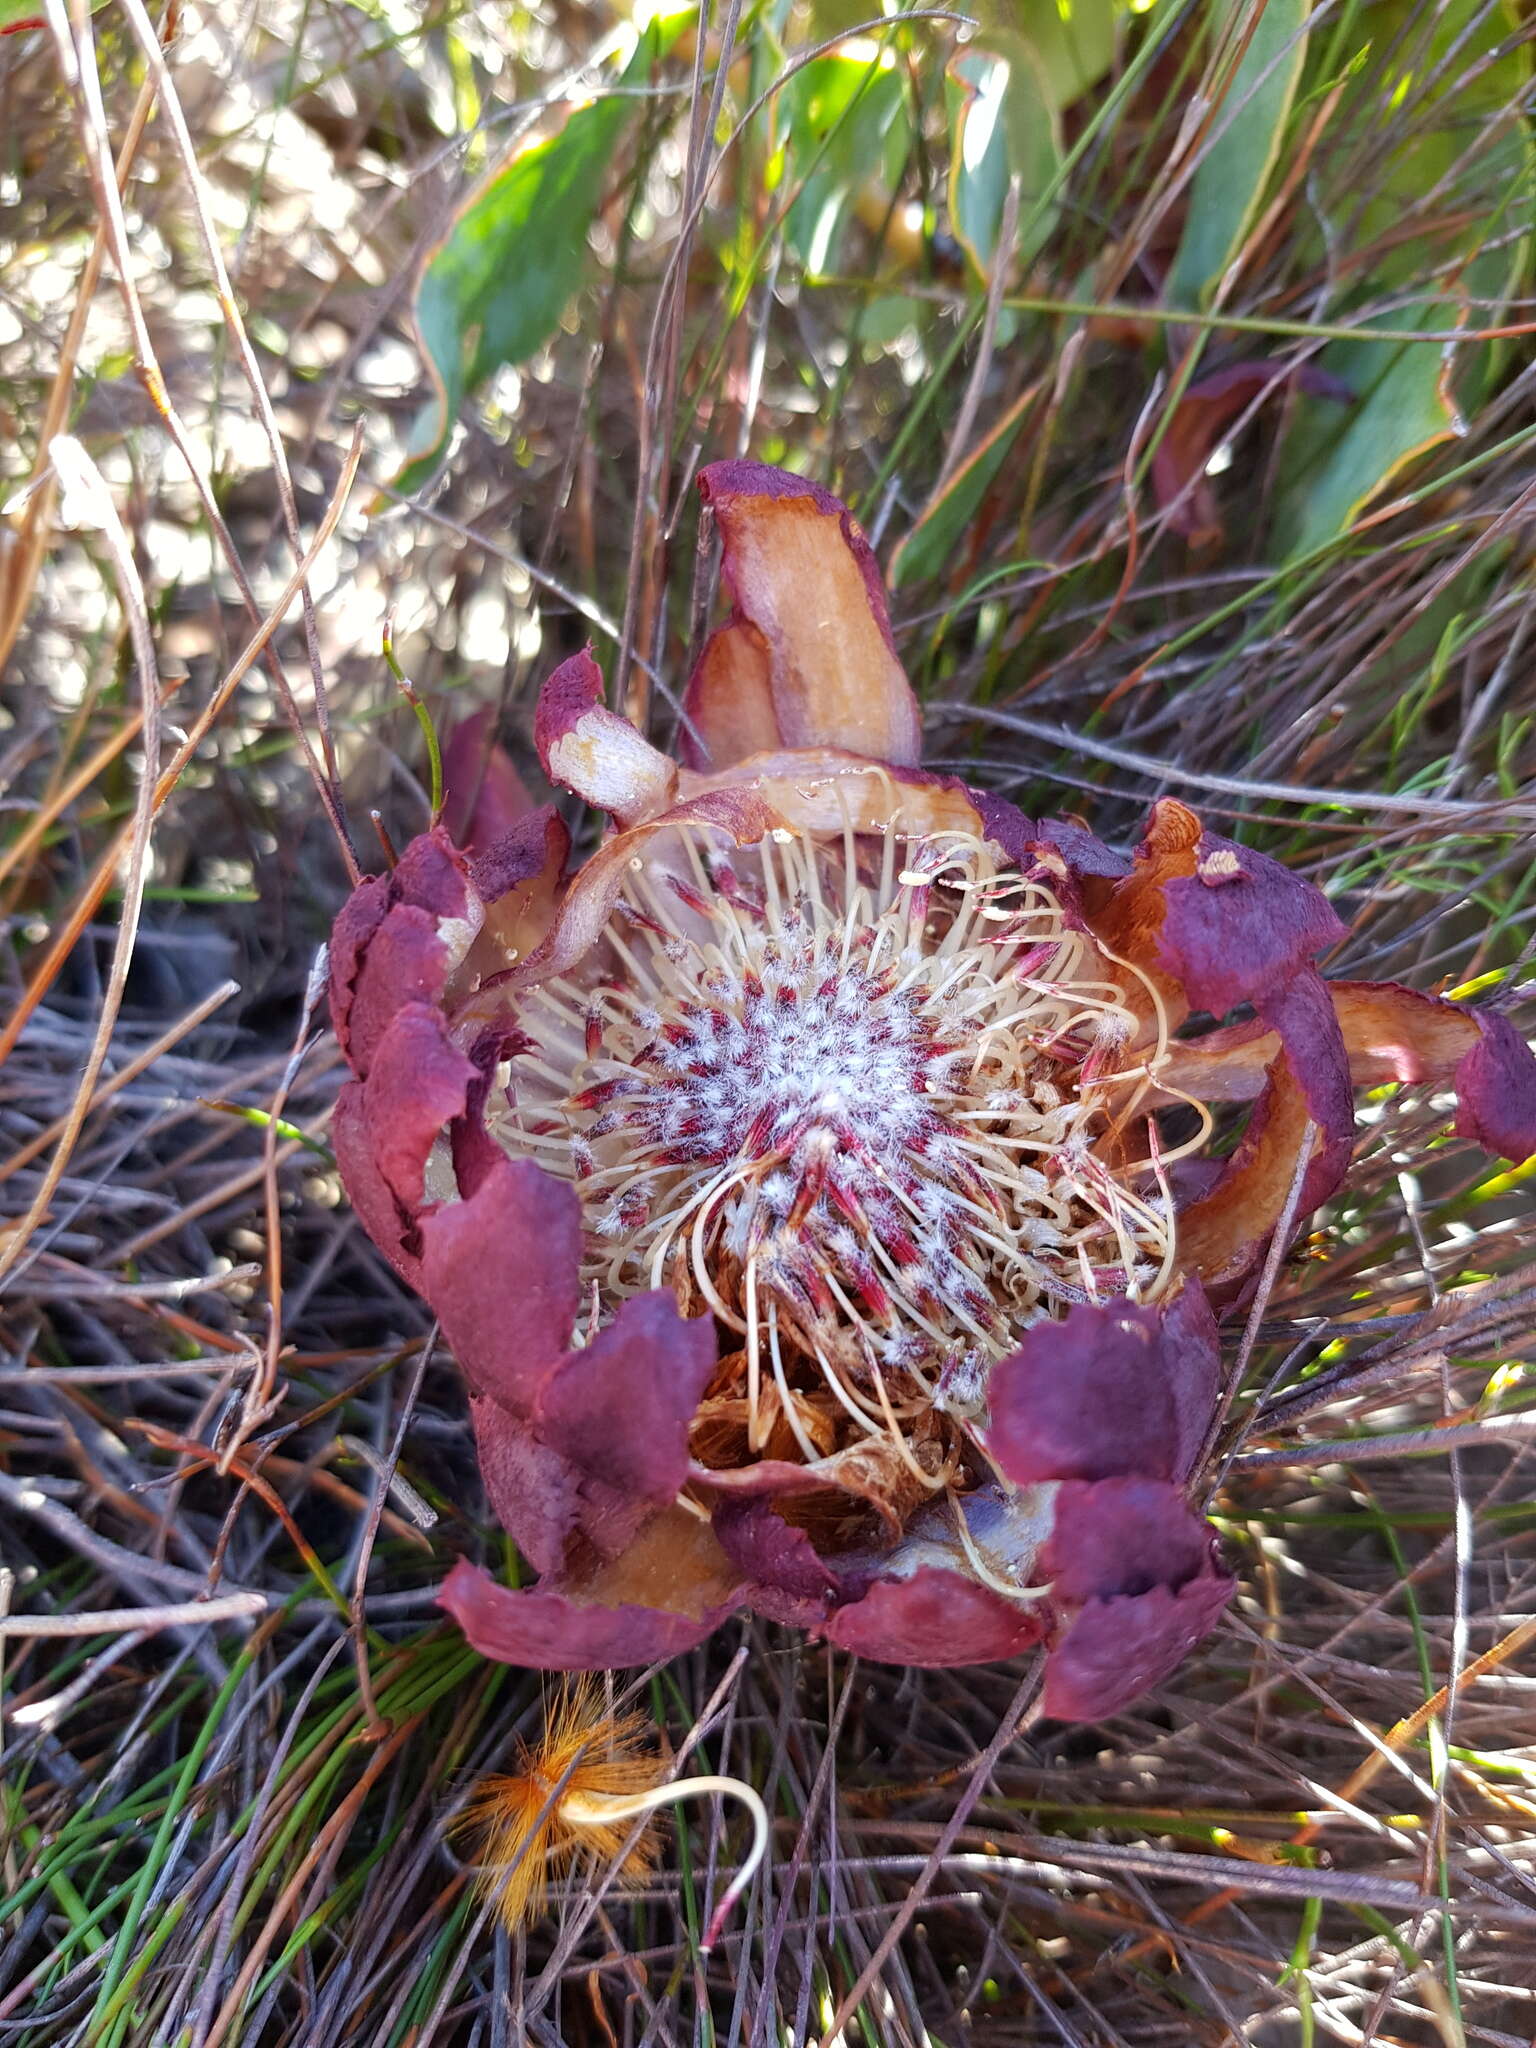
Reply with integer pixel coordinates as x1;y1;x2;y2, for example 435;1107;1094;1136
495;818;1190;1482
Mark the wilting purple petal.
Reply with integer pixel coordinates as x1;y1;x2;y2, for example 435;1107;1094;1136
1018;816;1132;931
983;1283;1219;1490
1177;967;1356;1291
505;785;780;993
1258;969;1357;1178
820;1566;1050;1665
1081;797;1347;1034
712;1501;838;1626
329;874;388;1065
392;828;475;924
467;1393;588;1578
342;907;452;1081
330;1002;475;1277
965;788;1035;864
332;1080;423;1285
449;1028;522;1202
679;618;783;771
419;1160;717;1568
418;1158;582;1411
1453;1009;1536;1163
1042;1476;1219;1606
1038;817;1132;880
1043;1573;1235;1721
1160;1278;1222;1482
984;1302;1180;1486
687;1457;848;1501
1039;1475;1235;1712
1308;979;1536;1167
681;750;991;847
468;803;569;909
1157;818;1348;1018
535;645;679;827
1038;1471;1237;1717
686;461;922;770
330;831;476;1079
535;1291;718;1560
439;1559;734;1671
365;1004;476;1212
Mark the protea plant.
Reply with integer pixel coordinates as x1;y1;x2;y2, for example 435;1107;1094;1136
330;463;1536;1720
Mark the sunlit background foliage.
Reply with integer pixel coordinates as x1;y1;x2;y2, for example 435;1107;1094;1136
2;0;1536;2041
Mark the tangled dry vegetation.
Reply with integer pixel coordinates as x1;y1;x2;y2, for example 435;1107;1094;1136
2;1;1536;2042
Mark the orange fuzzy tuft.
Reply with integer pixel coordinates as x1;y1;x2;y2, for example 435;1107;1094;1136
455;1681;666;1934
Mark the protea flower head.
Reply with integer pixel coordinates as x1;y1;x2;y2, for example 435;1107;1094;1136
330;462;1536;1721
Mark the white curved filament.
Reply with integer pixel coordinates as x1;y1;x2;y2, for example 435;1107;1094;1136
561;1772;770;1952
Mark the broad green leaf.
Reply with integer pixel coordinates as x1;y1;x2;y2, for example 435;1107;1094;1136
1168;0;1313;307
1350;0;1533;412
946;35;1063;283
1273;0;1532;556
858;294;923;348
971;0;1127;112
1277;310;1464;559
394;9;690;495
890;382;1040;588
1009;0;1122;112
779;44;910;273
805;0;885;37
1355;0;1531;302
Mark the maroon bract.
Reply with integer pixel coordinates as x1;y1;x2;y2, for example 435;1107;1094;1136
1150;360;1353;547
330;460;1536;1717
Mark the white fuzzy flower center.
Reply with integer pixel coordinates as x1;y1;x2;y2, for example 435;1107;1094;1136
493;820;1190;1477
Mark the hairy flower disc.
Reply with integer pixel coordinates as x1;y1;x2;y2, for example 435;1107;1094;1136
490;815;1191;1482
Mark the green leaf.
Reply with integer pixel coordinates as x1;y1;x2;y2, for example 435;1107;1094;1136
0;0;84;26
804;0;881;33
946;34;1063;283
1354;0;1532;301
2;0;110;25
393;9;691;496
1272;0;1533;557
972;0;1127;113
1276;311;1464;560
1167;0;1313;307
1007;0;1122;112
858;293;923;348
890;382;1039;588
779;44;911;273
